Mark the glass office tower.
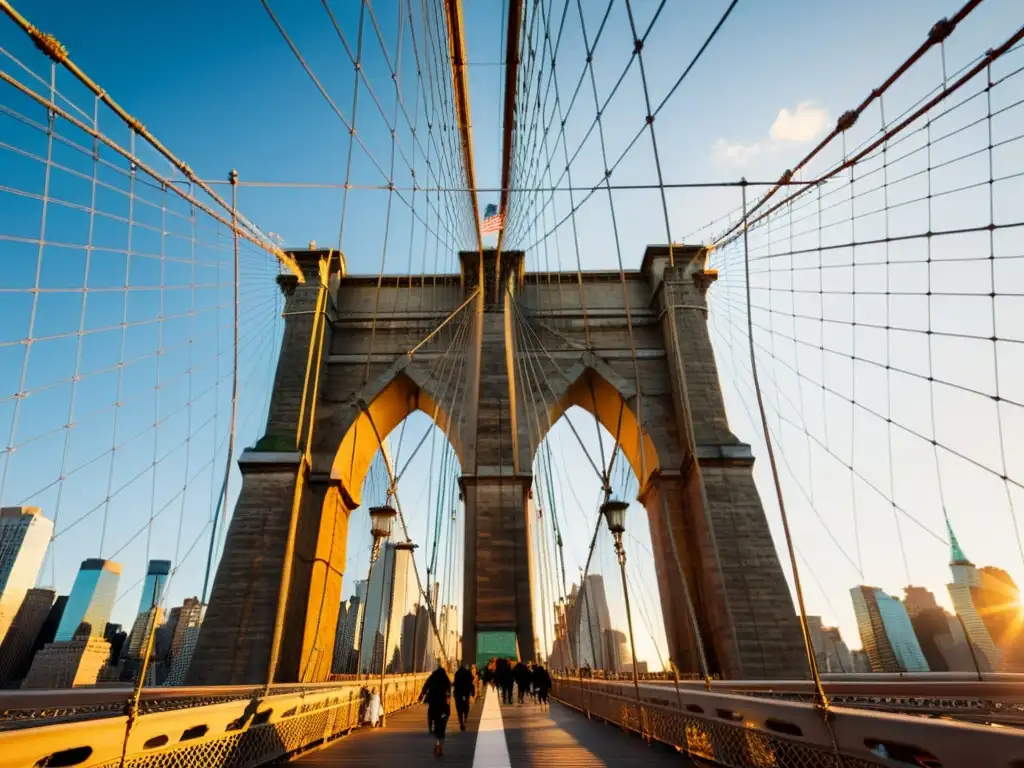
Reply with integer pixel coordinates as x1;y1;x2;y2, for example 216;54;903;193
55;559;122;641
137;560;171;613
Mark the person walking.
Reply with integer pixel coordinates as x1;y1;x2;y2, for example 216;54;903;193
419;663;452;757
364;687;381;727
532;664;552;707
496;658;514;704
514;661;532;705
453;661;476;731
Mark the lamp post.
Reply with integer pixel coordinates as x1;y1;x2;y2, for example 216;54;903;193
601;499;642;704
353;505;397;684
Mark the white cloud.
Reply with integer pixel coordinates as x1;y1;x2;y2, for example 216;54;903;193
713;101;830;167
713;138;763;167
770;101;830;143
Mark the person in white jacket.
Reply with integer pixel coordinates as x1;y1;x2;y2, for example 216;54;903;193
364;687;381;727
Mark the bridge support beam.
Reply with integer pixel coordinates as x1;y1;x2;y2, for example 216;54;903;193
647;246;807;679
461;474;536;667
459;249;538;667
187;456;352;685
189;250;353;685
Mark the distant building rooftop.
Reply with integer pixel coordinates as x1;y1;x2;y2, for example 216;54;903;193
0;506;45;518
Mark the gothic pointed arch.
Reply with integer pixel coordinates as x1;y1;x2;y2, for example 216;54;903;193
329;355;466;508
534;354;659;490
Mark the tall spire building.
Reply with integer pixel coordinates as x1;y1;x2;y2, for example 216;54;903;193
944;520;1002;671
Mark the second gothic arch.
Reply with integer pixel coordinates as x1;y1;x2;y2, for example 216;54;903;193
529;353;660;490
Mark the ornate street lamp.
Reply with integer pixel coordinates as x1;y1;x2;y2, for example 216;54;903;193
600;498;642;702
369;505;398;563
601;500;628;551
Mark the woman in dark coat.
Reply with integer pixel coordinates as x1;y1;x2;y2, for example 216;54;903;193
452;662;476;730
420;664;452;756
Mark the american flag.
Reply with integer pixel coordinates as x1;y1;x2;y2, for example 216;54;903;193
481;203;504;235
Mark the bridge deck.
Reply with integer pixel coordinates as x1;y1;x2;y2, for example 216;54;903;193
295;686;693;766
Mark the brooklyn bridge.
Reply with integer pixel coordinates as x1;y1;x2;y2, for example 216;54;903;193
0;0;1023;766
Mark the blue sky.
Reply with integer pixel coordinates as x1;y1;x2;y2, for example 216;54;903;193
2;0;1022;670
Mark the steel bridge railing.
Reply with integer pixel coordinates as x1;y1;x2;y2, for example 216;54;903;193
569;674;1024;726
0;673;428;768
551;676;1024;768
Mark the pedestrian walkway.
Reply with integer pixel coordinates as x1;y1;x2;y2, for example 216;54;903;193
293;692;484;765
500;692;692;766
295;686;693;766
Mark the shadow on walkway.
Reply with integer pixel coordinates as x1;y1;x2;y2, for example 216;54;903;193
293;696;483;766
500;695;696;766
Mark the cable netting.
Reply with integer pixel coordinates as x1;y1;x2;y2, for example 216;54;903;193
0;28;288;634
706;9;1024;673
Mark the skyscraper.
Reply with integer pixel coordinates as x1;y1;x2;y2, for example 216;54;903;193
903;585;978;673
550;600;572;669
124;560;172;660
574;575;612;669
56;559;122;641
945;521;1003;671
32;595;66;657
161;601;204;687
168;598;204;666
22;620;112;689
0;587;55;685
409;596;439;672
806;616;854;673
137;560;171;617
335;580;367;674
333;599;351;672
104;623;127;665
438;604;459;665
850;649;871;673
0;507;53;646
973;566;1024;670
602;629;628;673
850;585;929;672
358;542;417;674
819;626;854;673
164;624;202;686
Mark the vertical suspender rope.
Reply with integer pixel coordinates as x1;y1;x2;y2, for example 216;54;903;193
200;171;243;605
742;184;836;726
510;293;575;670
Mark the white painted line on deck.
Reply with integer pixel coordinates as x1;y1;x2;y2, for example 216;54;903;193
472;687;511;768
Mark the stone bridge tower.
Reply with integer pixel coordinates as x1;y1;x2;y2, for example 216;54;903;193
188;244;807;685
